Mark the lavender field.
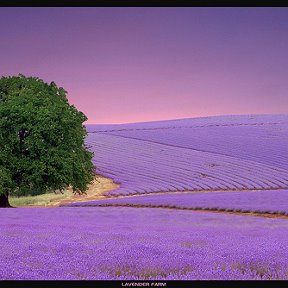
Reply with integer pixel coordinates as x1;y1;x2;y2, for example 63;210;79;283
86;114;288;196
1;207;288;280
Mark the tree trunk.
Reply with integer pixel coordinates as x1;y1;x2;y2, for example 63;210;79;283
0;193;13;208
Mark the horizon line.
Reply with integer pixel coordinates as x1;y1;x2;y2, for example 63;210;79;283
84;112;288;126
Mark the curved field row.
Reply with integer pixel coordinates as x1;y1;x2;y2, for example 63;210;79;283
85;133;288;196
65;189;288;216
97;122;288;171
1;207;288;280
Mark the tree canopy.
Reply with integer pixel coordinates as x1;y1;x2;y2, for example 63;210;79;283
0;74;95;207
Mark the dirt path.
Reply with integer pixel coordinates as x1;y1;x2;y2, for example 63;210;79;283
18;175;120;208
56;176;120;206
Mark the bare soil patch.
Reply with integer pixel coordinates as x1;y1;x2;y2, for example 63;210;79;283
16;175;119;208
55;176;119;206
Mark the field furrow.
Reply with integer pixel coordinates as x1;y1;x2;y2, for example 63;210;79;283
66;190;288;216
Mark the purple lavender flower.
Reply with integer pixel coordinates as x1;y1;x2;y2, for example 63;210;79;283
1;207;288;280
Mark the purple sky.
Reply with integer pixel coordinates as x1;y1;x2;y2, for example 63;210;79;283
0;8;288;124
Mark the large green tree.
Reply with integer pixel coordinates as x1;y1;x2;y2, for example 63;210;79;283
0;75;95;207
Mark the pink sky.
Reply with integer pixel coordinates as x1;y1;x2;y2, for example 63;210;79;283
0;8;287;124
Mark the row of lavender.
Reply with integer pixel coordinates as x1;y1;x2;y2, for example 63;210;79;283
1;207;287;280
65;190;288;215
85;132;288;196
